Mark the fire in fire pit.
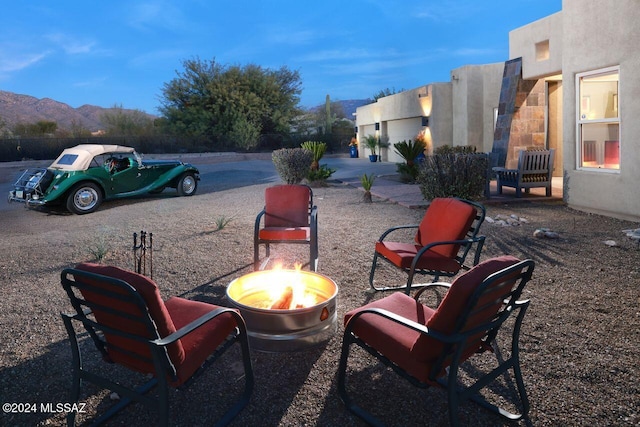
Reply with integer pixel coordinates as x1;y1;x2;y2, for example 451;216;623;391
226;268;338;352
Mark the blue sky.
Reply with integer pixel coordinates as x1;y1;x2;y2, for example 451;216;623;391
1;1;561;115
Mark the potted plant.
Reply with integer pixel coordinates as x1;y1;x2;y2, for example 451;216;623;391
349;137;359;158
362;134;379;162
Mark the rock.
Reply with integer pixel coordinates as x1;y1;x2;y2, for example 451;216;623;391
533;229;546;238
485;216;495;223
534;228;559;239
110;392;120;400
603;240;617;247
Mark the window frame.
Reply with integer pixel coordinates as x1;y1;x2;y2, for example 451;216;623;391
575;65;620;173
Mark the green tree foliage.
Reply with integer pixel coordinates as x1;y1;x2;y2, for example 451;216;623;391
13;120;58;136
101;104;155;136
371;87;404;102
159;58;302;149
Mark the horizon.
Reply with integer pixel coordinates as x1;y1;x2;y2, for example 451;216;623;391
1;1;561;115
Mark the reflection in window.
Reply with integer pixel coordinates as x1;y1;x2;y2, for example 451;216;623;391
577;67;619;170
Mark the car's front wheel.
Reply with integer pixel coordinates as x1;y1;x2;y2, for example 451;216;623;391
66;182;103;214
176;173;197;196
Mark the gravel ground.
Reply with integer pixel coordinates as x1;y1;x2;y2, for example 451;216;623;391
0;163;639;426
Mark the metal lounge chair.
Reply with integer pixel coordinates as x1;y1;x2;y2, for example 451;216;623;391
369;197;486;294
254;184;318;271
60;263;254;426
339;256;535;426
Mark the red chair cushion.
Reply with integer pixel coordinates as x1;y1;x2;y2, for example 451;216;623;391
164;297;239;386
259;227;310;241
414;198;476;258
74;263;185;374
374;241;462;273
264;185;311;228
344;292;437;383
412;256;521;363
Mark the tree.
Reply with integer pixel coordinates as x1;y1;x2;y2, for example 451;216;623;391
101;104;155;136
372;87;404;102
12;120;58;137
159;58;302;149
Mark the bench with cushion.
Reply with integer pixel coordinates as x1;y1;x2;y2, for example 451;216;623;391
493;149;555;197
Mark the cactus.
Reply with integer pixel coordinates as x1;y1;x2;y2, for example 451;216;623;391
325;94;332;134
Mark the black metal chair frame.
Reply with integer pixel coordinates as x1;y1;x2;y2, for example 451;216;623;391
369;198;486;294
60;268;254;427
253;185;318;272
339;259;534;426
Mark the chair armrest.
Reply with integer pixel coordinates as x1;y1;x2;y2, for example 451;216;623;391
154;307;246;347
410;236;484;273
254;208;266;227
413;282;452;304
378;224;419;242
345;307;459;345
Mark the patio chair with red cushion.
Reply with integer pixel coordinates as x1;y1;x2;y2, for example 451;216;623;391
60;263;254;427
254;184;318;271
339;256;534;426
369;197;486;294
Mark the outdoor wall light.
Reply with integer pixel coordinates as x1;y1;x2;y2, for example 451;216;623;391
375;122;380;131
354;126;358;133
421;116;429;127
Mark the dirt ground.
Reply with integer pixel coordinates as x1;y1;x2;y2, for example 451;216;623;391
0;167;639;426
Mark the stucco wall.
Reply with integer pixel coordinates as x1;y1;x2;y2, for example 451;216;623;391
451;63;503;152
509;11;563;79
561;0;640;220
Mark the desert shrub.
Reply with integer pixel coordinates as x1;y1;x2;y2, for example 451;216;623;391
434;144;477;155
306;164;336;183
417;152;488;200
272;148;313;184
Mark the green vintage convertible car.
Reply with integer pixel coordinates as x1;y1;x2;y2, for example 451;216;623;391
8;144;200;214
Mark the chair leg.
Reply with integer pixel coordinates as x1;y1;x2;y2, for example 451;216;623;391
368;253;379;291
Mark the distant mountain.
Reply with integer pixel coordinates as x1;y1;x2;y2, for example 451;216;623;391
0;91;156;132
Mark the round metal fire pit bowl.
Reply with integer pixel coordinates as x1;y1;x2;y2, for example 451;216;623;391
226;270;338;352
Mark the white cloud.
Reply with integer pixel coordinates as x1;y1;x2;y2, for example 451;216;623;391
0;51;50;73
46;33;96;55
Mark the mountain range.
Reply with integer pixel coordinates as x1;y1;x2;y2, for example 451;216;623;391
0;90;154;132
0;90;371;133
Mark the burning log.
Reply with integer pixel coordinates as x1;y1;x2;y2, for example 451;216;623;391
270;286;294;310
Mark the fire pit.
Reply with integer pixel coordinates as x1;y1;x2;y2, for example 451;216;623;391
226;269;338;352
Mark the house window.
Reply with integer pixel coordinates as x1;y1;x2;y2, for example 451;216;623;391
577;66;620;171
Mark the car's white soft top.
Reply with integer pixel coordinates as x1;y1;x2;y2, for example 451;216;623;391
49;144;136;171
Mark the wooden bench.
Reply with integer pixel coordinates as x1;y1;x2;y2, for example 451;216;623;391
492;149;555;197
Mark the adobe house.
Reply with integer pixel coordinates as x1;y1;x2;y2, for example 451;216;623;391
509;0;639;221
355;63;502;163
355;0;638;221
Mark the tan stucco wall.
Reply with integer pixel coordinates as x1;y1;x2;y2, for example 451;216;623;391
509;12;563;79
355;66;501;164
451;63;504;152
561;0;640;221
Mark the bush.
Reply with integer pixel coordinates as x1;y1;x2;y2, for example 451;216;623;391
417;152;488;200
272;148;313;184
306;164;336;183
